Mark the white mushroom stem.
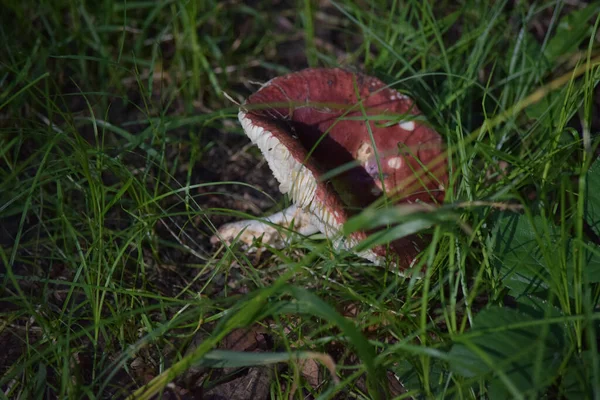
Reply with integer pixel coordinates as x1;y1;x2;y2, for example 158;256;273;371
211;204;319;250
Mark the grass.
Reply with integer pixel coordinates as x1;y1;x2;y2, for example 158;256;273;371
1;0;600;398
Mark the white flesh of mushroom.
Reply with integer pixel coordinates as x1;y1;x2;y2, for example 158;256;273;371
211;204;318;250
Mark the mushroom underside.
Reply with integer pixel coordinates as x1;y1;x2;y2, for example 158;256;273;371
218;111;374;260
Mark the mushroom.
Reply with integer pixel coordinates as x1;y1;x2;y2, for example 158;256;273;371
213;68;447;269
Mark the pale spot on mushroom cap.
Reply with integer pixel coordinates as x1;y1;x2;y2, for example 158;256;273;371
355;142;373;164
388;91;410;101
364;158;379;178
399;121;415;131
387;157;403;169
371;187;382;196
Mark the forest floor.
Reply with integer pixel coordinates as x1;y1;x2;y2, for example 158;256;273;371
1;1;600;399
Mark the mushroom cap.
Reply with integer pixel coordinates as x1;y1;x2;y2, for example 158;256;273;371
238;68;447;268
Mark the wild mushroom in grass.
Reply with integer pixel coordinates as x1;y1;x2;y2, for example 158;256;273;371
213;68;447;269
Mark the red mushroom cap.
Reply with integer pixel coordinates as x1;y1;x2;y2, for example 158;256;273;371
239;68;447;268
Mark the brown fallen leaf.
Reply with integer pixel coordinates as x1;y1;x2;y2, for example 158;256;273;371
180;326;273;399
299;358;320;388
200;365;272;400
